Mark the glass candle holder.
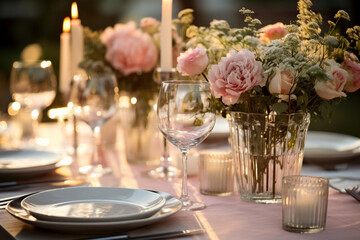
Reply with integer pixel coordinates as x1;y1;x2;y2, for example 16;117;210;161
282;175;329;234
199;149;234;196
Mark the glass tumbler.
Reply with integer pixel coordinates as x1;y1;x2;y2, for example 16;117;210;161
282;175;329;234
199;149;234;196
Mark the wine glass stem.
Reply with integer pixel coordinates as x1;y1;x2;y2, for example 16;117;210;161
180;149;190;203
92;126;102;166
161;136;170;170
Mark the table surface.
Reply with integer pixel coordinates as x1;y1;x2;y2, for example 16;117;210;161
0;122;360;240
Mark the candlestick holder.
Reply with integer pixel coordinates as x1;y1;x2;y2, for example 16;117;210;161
282;175;329;234
145;68;179;180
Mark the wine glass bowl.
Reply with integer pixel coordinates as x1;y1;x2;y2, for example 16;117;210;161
10;61;56;110
10;60;57;142
70;71;118;176
157;80;216;210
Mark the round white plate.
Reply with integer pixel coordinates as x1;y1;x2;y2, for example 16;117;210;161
0;149;69;179
21;187;166;222
305;131;360;162
7;190;181;234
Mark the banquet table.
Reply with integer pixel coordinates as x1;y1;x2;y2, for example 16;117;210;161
0;122;359;240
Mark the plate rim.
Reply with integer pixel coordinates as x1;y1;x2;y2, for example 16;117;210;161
0;149;66;173
6;190;182;233
20;187;166;222
305;131;360;160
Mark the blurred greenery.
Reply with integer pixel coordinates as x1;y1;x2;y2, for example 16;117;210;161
0;0;359;136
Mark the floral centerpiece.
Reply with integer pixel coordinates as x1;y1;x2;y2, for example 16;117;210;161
176;0;360;203
177;0;360;118
79;15;189;164
80;14;191;125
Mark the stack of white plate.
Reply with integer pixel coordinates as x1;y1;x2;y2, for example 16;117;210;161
304;131;360;166
6;187;182;234
0;149;71;180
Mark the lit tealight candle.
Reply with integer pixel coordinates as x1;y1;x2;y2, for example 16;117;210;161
199;149;234;196
70;2;84;76
60;17;71;97
282;175;329;234
160;0;173;71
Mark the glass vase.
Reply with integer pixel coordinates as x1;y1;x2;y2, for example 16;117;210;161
227;112;310;203
118;91;162;165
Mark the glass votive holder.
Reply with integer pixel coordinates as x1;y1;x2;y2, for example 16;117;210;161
199;149;234;196
282;175;329;234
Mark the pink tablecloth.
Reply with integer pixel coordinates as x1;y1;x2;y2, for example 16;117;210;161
1;123;359;240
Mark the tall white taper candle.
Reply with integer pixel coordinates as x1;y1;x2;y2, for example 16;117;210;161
160;0;173;71
59;17;71;96
70;2;84;76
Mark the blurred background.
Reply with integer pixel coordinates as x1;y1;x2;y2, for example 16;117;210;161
0;0;359;136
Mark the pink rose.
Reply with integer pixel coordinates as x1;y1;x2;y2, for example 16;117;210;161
259;22;289;43
176;47;209;76
342;59;360;92
268;68;295;95
140;17;159;34
100;22;158;76
315;60;347;100
208;49;265;105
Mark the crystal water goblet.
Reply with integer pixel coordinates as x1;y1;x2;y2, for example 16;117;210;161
69;71;118;177
10;60;57;142
157;80;216;210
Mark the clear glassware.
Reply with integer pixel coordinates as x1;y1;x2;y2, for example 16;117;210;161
282;175;329;233
69;71;118;177
10;60;57;142
146;68;179;181
157;80;216;210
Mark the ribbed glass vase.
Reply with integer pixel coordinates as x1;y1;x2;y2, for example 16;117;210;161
227;112;310;203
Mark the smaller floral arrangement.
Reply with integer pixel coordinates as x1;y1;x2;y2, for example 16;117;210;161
176;0;360;119
80;14;190;126
81;11;192;92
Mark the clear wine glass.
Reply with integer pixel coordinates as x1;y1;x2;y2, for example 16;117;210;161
69;71;118;177
10;60;57;142
157;80;216;210
146;68;180;181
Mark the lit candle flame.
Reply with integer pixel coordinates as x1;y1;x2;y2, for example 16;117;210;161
63;17;70;33
71;2;78;19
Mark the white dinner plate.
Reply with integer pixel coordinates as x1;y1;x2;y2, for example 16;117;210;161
7;190;182;234
304;131;360;163
21;187;166;222
0;149;70;179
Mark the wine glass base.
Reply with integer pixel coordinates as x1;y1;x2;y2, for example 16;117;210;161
145;166;179;181
79;164;112;177
180;199;206;211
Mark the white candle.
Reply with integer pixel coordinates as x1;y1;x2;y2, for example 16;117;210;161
160;0;173;71
291;190;319;226
59;17;71;96
70;2;84;76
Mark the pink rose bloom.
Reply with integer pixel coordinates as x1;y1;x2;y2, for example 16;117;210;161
342;59;360;92
140;17;159;34
176;46;209;76
259;22;289;43
100;22;158;76
315;60;348;100
208;49;265;105
268;68;295;95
